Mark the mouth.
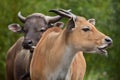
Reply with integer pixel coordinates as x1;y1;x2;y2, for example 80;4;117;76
23;44;36;49
97;44;108;55
31;46;36;49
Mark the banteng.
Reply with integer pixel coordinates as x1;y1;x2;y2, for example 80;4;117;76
6;12;63;80
30;9;112;80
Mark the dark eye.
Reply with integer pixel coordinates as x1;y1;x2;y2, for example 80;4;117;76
82;27;90;32
39;29;46;32
23;29;28;33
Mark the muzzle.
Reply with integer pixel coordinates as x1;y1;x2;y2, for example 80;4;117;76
22;39;33;49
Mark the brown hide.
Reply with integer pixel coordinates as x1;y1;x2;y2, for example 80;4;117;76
14;46;30;80
6;37;24;80
6;37;31;80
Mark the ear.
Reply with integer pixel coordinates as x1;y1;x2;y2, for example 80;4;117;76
54;22;64;28
88;19;95;25
66;18;75;31
8;23;22;33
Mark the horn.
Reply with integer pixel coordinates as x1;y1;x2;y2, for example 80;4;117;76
49;9;77;19
45;15;62;23
49;9;71;18
18;11;26;23
59;9;76;19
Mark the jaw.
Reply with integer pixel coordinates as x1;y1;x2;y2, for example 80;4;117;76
97;47;108;55
84;49;108;56
83;44;110;56
97;44;109;56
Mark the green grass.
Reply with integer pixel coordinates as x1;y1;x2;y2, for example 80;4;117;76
84;70;109;80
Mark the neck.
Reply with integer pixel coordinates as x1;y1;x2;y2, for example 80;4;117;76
46;30;78;80
47;44;76;80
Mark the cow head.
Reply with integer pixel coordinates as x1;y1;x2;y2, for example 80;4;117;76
8;12;62;50
49;9;113;55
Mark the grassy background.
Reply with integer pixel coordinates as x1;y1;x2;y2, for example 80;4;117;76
0;0;120;80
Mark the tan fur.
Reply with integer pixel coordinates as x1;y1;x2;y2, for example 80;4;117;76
30;17;111;80
67;52;86;80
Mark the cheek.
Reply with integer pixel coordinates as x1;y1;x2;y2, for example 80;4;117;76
79;30;91;39
32;33;41;42
37;34;42;41
78;38;96;48
82;41;95;47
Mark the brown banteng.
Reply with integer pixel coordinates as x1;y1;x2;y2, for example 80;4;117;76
6;12;63;80
30;9;112;80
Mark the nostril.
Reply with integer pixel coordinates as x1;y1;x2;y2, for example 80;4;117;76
105;38;111;42
105;37;112;43
28;40;32;44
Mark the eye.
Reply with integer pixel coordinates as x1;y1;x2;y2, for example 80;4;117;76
38;27;46;32
23;29;28;33
82;27;90;32
39;29;46;32
22;27;29;33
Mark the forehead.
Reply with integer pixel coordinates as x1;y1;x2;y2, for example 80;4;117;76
26;16;46;24
24;17;48;29
76;16;88;24
76;16;95;28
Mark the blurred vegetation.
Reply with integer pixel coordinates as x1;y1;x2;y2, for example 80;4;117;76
0;0;119;80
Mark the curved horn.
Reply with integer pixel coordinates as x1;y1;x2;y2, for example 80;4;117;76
49;9;77;21
18;11;26;23
45;15;62;23
49;9;71;18
59;9;76;19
